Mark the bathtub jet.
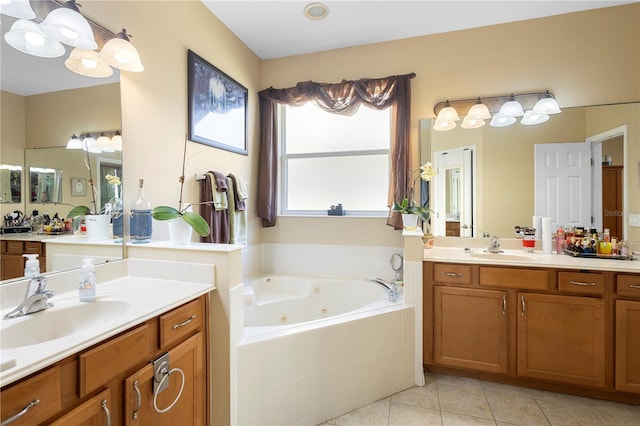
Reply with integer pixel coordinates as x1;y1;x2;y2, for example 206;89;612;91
366;277;398;302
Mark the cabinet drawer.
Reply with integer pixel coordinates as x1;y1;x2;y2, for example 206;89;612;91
79;324;151;397
23;241;43;255
160;297;204;348
1;367;61;426
433;264;472;285
480;267;550;290
5;240;24;254
558;271;605;295
617;274;640;298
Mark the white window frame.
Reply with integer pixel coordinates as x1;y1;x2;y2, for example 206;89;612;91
278;104;391;217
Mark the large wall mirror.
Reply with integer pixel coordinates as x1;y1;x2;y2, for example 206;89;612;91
420;102;640;243
0;11;124;284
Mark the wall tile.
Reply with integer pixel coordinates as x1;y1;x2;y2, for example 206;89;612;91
295;371;327;426
261;335;297;388
260;381;296;426
353;316;378;359
237;343;261;395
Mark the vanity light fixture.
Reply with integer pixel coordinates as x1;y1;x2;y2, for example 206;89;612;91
67;131;122;152
65;47;113;77
433;100;460;131
99;29;144;72
110;131;123;151
39;0;97;50
0;0;35;19
433;91;560;131
304;2;329;20
3;18;65;57
95;132;116;152
65;134;83;150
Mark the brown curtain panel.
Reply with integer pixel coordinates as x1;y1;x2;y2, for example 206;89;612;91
257;73;414;229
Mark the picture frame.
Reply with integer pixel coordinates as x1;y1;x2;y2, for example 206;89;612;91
188;49;248;155
71;177;87;196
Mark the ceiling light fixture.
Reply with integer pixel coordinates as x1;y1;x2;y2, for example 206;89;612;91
39;0;98;49
303;2;329;20
65;47;113;77
4;18;65;57
0;0;35;19
433;91;560;131
99;29;144;72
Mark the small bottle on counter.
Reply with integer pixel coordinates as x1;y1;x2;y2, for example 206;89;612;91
78;258;96;302
23;254;40;278
130;179;152;242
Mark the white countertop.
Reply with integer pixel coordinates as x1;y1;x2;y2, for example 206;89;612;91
423;247;640;273
0;277;213;387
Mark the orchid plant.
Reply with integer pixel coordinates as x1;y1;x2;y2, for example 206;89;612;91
151;136;211;237
392;162;436;220
66;149;100;225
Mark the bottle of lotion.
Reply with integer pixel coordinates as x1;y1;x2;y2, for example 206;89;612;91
78;258;96;302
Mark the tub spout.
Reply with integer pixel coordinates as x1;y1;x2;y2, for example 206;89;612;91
366;277;398;302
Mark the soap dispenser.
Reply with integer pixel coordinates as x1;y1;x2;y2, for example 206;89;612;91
23;254;40;278
78;258;96;302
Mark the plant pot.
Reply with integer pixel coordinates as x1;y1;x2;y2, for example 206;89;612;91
85;214;111;241
169;216;192;245
401;213;419;230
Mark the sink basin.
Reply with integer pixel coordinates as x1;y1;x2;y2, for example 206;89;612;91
471;252;535;262
1;299;130;350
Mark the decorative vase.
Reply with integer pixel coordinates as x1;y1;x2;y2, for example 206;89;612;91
85;214;111;241
401;213;419;230
169;216;192;245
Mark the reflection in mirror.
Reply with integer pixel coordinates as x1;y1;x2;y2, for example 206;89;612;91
30;167;62;203
0;165;22;203
421;103;640;242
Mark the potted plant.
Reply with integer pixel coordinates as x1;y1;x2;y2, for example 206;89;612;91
151;136;211;241
392;162;436;229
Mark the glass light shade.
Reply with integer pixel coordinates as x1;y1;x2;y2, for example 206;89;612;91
521;110;550;125
39;2;98;50
99;31;144;72
498;97;524;117
435;105;460;123
466;102;491;120
461;116;486;129
0;0;36;19
433;119;457;132
82;136;101;153
95;134;115;152
4;19;65;58
110;133;123;151
532;95;561;114
65;48;113;77
490;114;516;128
66;134;83;149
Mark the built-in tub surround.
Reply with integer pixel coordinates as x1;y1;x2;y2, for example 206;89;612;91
0;258;215;387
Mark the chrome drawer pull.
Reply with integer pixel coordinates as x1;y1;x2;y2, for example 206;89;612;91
1;399;39;426
502;294;507;316
132;380;141;420
172;314;196;330
101;399;111;426
630;284;640;289
441;272;463;278
569;280;596;287
521;296;526;317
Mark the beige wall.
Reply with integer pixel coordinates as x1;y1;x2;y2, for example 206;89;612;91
261;3;640;245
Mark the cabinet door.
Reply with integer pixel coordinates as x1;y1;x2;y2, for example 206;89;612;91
517;292;605;388
124;332;204;425
434;286;508;373
615;300;640;393
49;388;111;426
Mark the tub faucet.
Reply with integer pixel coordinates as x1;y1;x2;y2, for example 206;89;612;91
4;276;54;320
366;277;398;302
485;236;503;253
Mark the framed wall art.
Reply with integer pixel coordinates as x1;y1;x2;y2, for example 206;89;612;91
71;177;87;196
188;49;248;155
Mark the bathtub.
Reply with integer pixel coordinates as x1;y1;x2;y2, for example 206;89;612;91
236;274;415;425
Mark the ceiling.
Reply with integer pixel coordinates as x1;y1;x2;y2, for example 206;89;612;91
202;0;638;59
1;1;636;96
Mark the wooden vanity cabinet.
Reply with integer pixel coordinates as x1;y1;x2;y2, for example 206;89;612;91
425;261;639;403
0;294;209;425
615;274;640;394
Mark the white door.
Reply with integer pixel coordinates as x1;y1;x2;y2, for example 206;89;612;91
534;142;592;230
433;146;476;237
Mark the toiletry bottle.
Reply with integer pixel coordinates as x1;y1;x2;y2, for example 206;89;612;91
130;178;152;242
78;258;96;302
23;254;40;278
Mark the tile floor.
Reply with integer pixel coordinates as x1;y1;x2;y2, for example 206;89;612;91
321;372;640;426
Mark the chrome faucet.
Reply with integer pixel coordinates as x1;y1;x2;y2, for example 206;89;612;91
4;276;54;319
366;277;398;302
485;236;503;253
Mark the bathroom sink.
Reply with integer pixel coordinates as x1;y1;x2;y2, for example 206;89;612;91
471;252;536;262
1;299;130;350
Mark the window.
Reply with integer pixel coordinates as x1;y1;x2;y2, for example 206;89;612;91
280;102;391;215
